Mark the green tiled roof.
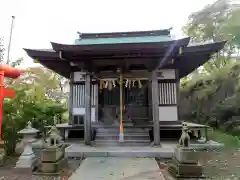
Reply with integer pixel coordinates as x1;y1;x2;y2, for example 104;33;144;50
74;35;172;45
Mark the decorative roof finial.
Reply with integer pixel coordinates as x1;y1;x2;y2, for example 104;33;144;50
77;31;82;39
27;121;32;129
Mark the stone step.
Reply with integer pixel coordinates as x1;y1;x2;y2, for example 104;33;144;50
94;143;151;147
97;128;149;133
96;132;149;137
95;135;150;141
95;139;151;144
94;140;151;147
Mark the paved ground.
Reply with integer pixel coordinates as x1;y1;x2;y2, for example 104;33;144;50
69;157;165;180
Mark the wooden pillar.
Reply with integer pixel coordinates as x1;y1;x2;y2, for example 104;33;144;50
68;72;74;125
95;83;99;122
148;83;152;119
84;73;92;145
151;70;160;145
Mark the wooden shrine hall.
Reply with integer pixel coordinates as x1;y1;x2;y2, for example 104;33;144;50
24;29;225;146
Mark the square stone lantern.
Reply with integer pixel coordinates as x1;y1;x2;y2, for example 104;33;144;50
39;126;66;174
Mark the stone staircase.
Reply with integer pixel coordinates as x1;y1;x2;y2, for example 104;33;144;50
94;127;151;146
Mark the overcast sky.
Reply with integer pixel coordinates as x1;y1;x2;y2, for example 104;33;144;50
0;0;216;67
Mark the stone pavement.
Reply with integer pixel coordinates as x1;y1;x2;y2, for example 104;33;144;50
69;157;165;180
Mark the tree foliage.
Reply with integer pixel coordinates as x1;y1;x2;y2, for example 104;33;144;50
181;0;240;136
0;55;68;155
183;0;240;73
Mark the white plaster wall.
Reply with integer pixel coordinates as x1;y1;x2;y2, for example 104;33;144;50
73;72;86;82
72;107;96;122
157;69;175;79
158;106;178;121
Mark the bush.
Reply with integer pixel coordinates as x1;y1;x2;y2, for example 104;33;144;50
2;88;67;155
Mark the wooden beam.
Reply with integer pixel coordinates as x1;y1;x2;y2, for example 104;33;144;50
151;70;160;145
84;73;92;145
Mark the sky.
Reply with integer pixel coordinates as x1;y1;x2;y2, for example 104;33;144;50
0;0;217;67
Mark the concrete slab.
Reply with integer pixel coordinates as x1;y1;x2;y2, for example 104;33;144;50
66;145;173;159
69;157;165;180
65;141;224;159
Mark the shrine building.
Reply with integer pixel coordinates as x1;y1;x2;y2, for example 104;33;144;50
24;29;225;146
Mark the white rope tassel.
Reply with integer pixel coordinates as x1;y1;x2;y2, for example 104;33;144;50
105;81;108;88
132;80;136;87
125;79;128;88
128;80;131;89
112;80;116;87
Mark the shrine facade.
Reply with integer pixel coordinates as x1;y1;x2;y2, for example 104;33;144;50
24;29;225;145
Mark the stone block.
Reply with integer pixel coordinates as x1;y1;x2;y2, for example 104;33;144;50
0;141;5;166
39;158;66;173
168;158;204;178
0;140;4;149
41;146;64;162
15;154;37;169
15;143;37;170
0;153;4;166
174;147;198;164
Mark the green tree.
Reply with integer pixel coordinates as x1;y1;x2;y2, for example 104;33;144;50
1;58;68;155
183;0;240;74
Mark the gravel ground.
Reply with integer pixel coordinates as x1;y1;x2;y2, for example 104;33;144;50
157;148;240;180
199;149;240;180
1;150;240;180
0;157;83;180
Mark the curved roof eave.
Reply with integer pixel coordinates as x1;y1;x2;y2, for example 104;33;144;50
50;37;191;52
24;48;58;58
24;49;70;78
182;41;226;55
178;41;226;78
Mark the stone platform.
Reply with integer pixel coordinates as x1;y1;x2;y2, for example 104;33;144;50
168;157;205;179
65;141;224;159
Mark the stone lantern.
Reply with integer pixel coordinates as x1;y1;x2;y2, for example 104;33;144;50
39;125;66;173
18;121;39;142
15;140;37;172
16;121;39;154
45;126;63;148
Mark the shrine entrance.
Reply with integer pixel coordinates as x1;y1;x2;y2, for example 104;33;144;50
98;77;149;126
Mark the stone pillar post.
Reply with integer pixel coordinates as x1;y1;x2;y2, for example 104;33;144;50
151;70;160;145
84;73;92;145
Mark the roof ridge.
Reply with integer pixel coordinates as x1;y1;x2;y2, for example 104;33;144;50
77;28;172;39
